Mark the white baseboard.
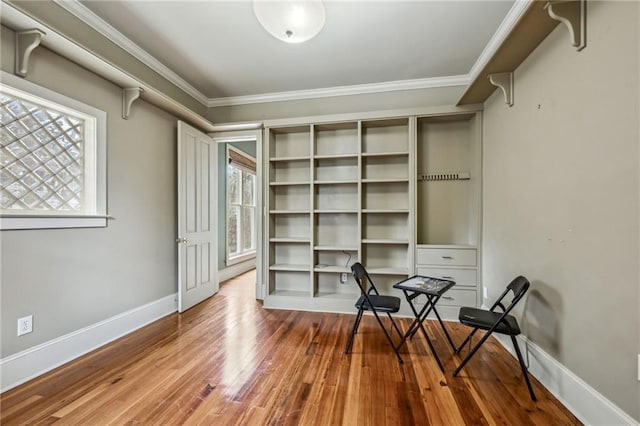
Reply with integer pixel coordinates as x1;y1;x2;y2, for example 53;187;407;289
219;259;256;283
494;334;638;425
0;293;178;393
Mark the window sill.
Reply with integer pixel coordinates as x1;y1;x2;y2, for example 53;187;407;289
227;251;256;266
0;215;111;230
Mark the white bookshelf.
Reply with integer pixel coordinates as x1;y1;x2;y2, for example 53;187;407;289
263;109;482;314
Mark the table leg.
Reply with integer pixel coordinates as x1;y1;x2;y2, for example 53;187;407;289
397;292;445;372
432;305;456;351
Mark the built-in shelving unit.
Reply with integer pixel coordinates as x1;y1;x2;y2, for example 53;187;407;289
415;112;482;316
264;108;481;315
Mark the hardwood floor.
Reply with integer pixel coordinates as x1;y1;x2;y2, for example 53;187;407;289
1;270;581;425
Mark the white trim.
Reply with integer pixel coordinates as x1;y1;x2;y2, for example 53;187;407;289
52;0;209;106
227;251;256;266
210;122;263;132
493;334;638;426
219;259;256;283
0;294;177;392
206;75;470;107
1;2;217;132
466;0;533;84
0;216;107;230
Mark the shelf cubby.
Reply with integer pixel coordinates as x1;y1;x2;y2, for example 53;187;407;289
362;211;409;241
361;181;409;210
268;270;311;296
362;243;410;276
313;249;356;273
362;153;409;181
314;183;358;211
270;159;311;184
270;241;310;270
361;118;409;155
270;213;310;240
271;185;310;211
269;126;311;158
314;213;358;247
314;156;358;182
314;122;358;157
314;272;359;299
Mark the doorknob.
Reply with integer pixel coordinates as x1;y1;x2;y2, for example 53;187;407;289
176;237;189;244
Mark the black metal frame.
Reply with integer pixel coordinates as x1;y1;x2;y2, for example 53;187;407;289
453;275;537;401
394;278;456;372
345;263;404;364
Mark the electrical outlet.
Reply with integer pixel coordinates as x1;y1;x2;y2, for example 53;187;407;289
340;273;348;284
17;315;33;336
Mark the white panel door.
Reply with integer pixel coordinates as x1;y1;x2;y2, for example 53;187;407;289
177;121;218;312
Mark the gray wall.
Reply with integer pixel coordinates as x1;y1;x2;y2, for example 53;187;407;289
1;26;178;357
217;141;256;271
482;1;639;420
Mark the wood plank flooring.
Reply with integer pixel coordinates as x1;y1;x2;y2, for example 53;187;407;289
1;270;581;425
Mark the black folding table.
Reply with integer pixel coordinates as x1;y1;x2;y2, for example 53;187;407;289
393;275;456;372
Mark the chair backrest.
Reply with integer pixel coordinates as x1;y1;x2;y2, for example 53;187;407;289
507;275;530;302
490;275;530;314
350;262;380;296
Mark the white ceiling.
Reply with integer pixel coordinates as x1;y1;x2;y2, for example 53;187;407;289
74;0;516;105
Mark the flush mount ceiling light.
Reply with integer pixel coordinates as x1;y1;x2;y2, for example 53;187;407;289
253;0;326;44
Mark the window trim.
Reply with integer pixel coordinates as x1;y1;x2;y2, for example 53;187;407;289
0;71;107;230
226;146;256;266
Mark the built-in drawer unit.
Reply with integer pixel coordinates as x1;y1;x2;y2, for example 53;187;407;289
435;288;477;307
416;267;476;288
416;247;476;267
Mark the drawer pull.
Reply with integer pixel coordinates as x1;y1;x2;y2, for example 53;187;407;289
442;256;454;260
442;296;454;300
441;276;454;279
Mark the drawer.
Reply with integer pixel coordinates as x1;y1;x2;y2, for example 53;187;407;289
416;248;476;267
437;288;477;307
416;267;476;287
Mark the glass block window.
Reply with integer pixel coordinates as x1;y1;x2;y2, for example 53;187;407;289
0;74;106;230
1;93;89;212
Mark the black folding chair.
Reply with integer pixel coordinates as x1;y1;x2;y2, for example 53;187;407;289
344;262;404;364
453;275;537;401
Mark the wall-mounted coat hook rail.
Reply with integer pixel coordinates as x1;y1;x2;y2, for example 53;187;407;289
418;172;471;181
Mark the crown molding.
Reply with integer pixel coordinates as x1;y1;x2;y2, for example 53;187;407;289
50;0;528;109
52;0;210;106
206;75;470;108
466;0;533;83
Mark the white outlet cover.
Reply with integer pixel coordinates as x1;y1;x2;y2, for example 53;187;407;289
17;315;33;336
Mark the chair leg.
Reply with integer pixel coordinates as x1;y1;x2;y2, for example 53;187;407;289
511;335;537;401
454;328;479;354
386;312;403;338
345;309;363;354
453;329;493;376
372;311;403;364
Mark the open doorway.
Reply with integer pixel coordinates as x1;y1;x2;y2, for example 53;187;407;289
210;129;263;300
